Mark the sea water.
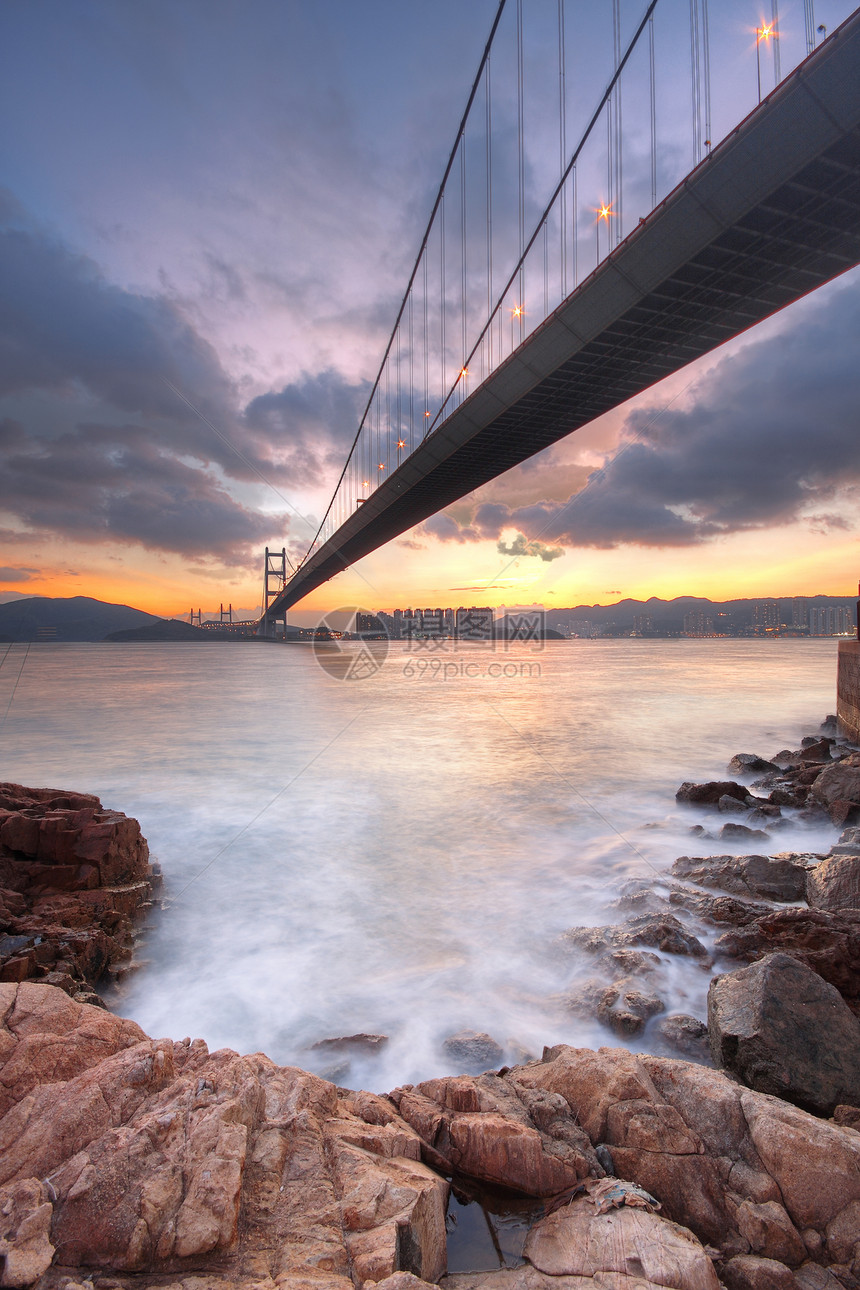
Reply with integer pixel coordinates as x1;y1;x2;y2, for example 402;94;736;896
0;637;842;1090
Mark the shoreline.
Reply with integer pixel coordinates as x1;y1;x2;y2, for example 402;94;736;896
0;718;859;1289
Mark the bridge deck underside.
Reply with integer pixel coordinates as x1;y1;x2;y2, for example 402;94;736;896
269;17;860;616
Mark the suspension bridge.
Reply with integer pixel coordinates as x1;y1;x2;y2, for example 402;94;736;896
262;0;860;628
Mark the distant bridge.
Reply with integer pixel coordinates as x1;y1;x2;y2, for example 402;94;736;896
263;5;860;624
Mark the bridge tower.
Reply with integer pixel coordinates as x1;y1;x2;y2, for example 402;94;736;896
260;548;288;638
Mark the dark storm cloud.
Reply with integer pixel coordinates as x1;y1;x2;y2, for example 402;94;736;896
0;422;283;564
0;197;360;497
424;279;860;551
0;197;369;560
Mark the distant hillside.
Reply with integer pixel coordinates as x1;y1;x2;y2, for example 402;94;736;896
106;620;259;642
0;596;160;642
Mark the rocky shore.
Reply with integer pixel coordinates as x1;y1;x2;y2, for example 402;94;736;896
1;720;859;1290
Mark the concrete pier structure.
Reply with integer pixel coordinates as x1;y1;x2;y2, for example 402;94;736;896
837;641;860;744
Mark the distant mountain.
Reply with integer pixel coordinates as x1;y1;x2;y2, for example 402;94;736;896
545;594;858;634
0;596;161;642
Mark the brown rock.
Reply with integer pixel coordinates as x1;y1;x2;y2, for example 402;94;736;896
807;854;860;912
676;781;751;807
0;984;450;1286
442;1031;504;1071
562;912;708;958
810;760;860;823
720;1254;799;1289
563;976;664;1036
668;887;769;927
707;954;860;1115
652;1014;711;1063
0;1176;55;1287
523;1196;720;1287
671;853;807;903
714;907;860;1015
0;785;156;999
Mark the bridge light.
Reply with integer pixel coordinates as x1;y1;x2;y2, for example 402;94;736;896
512;304;523;318
597;202;613;222
363;480;370;488
378;463;385;470
396;438;406;449
459;367;468;379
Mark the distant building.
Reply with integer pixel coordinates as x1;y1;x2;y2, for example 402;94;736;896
752;601;780;632
809;605;853;636
683;611;714;636
455;606;494;639
570;620;595;638
792;597;809;629
632;614;653;634
421;608;446;636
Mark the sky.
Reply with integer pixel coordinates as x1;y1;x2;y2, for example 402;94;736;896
1;0;858;624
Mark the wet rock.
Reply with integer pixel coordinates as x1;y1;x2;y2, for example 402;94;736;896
714;907;860;1014
830;826;860;856
769;785;809;807
707;953;860;1115
728;754;782;775
669;886;770;927
799;737;836;761
676;781;751;808
563;976;665;1036
671;853;807;903
719;822;771;843
0;783;156;999
807;854;860;912
719;795;752;815
522;1195;721;1287
653;1014;711;1063
562;912;708;959
810;757;860;823
310;1032;390;1055
443;1030;504;1071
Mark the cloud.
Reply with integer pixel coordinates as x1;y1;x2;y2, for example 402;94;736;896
423;278;860;551
496;533;564;562
0;566;38;582
243;369;370;488
0;198;377;566
0;421;288;565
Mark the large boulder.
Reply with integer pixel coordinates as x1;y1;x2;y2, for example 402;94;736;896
511;1043;860;1267
806;853;860;912
809;756;860;823
0;783;157;1001
0;983;449;1287
672;854;807;903
707;953;860;1114
522;1196;720;1287
714;907;860;1015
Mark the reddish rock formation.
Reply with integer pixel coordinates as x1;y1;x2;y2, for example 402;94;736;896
0;782;157;1003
